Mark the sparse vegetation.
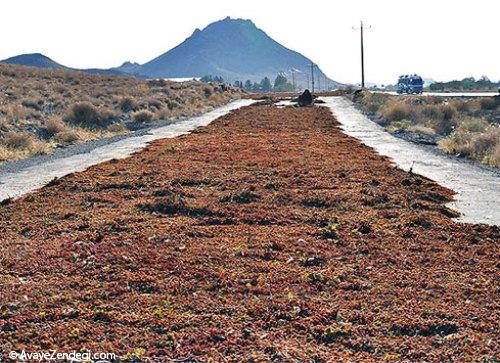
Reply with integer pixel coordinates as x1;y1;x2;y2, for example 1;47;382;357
0;131;52;161
65;102;105;127
429;76;500;92
439;123;500;167
43;117;67;136
132;110;155;123
118;97;138;112
353;90;499;167
0;63;242;162
379;100;412;121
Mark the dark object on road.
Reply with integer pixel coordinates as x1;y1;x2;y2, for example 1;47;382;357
297;89;313;107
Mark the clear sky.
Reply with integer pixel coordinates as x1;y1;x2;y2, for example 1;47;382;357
1;0;498;85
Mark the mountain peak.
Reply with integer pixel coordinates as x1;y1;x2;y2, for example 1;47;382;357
135;17;338;88
202;17;256;32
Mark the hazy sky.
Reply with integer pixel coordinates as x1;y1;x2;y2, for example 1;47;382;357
1;0;499;85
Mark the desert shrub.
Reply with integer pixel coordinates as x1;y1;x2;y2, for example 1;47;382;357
421;104;443;120
66;102;100;126
433;117;457;135
0;131;52;157
450;100;473;112
423;96;441;104
470;126;500;158
2;131;34;149
132;110;154;123
208;92;225;105
407;124;436;135
385;119;412;132
440;104;457;121
21;98;43;111
203;86;213;98
147;98;162;110
439;125;499;166
119;97;138;112
431;107;457;134
0;145;18;161
107;123;127;133
465;100;481;112
98;107;117;121
484;144;500;167
5;104;32;122
0;63;242;162
457;117;489;133
148;79;167;87
478;97;497;110
167;100;180;110
55;129;81;143
156;109;172;120
0;117;8;131
359;92;388;112
44;117;67;136
379;101;412;122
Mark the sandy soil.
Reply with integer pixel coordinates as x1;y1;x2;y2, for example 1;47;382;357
0;103;498;362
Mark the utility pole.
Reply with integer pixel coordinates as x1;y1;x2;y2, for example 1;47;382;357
353;21;371;88
291;69;296;91
360;21;365;88
310;63;315;93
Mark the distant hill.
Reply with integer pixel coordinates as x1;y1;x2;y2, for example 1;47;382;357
119;17;339;89
2;18;340;89
113;61;141;74
1;53;127;76
1;53;65;69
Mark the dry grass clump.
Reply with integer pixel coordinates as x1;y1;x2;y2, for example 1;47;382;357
439;122;500;167
457;116;489;133
450;99;480;112
478;97;497;110
0;144;19;161
132;110;155;123
44;117;67;136
41;116;113;145
65;102;109;127
0;131;53;161
2;131;34;149
21;98;43;111
107;123;127;133
379;100;412;122
431;105;457;135
0;63;242;162
54;129;82;144
119;97;139;112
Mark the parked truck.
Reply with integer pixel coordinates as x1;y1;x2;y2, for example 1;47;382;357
397;74;424;94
